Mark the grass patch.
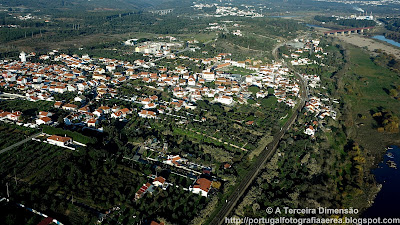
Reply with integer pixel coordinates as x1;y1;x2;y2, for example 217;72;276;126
226;66;255;76
340;45;400;159
248;135;273;160
43;126;96;144
344;46;399;115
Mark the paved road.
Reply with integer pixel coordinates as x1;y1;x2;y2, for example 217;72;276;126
0;92;27;100
209;37;308;225
0;132;42;155
204;39;217;45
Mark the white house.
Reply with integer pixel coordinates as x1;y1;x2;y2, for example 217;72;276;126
74;95;86;103
47;135;73;146
77;82;89;91
138;110;157;119
62;104;78;111
256;92;266;98
152;176;166;187
215;95;233;105
245;75;253;84
38;111;53;118
189;178;212;197
7;111;22;121
36;116;52;125
304;126;315;136
19;51;26;62
87;118;98;127
111;110;127;119
202;72;215;81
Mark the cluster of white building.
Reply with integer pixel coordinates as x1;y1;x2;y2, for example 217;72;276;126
302;73;338;137
331;12;374;21
134;41;182;57
283;38;327;66
1;39;301;128
15;14;38;20
215;6;264;18
192;3;264;18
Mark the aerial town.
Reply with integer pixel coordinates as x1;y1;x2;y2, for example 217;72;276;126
0;36;301;130
0;35;304;208
1;0;400;224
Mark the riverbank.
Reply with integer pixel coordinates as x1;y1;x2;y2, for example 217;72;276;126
335;42;400;217
363;146;400;218
372;35;400;48
336;34;400;59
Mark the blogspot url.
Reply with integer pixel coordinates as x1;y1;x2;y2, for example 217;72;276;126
224;217;400;225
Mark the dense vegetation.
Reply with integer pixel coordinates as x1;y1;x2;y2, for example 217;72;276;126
0;139;209;224
0;0;157;10
0;9;209;53
373;51;400;73
235;37;386;220
0;201;43;225
379;18;400;43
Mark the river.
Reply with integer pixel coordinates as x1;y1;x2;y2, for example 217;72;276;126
372;35;400;48
363;145;400;218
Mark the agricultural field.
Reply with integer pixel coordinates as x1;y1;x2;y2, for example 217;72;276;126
0;139;211;224
0;124;36;149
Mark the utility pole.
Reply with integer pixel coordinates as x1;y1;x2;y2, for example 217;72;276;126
6;182;9;199
14;168;17;185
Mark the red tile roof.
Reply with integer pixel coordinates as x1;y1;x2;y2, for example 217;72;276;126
193;178;212;193
47;135;72;143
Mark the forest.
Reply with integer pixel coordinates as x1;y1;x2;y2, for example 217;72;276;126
377;18;400;43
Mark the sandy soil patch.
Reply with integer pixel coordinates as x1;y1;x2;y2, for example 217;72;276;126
337;35;400;59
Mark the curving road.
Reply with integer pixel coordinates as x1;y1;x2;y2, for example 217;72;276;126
209;37;307;225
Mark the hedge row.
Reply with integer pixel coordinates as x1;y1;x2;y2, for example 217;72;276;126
42;126;96;144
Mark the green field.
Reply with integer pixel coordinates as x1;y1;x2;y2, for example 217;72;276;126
340;45;400;159
343;46;400;115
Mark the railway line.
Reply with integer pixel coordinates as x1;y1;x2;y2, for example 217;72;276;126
209;38;308;225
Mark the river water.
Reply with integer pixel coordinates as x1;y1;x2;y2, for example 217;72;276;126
363;145;400;218
372;35;400;48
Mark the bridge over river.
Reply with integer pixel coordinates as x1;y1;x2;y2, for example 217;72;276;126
324;26;374;36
